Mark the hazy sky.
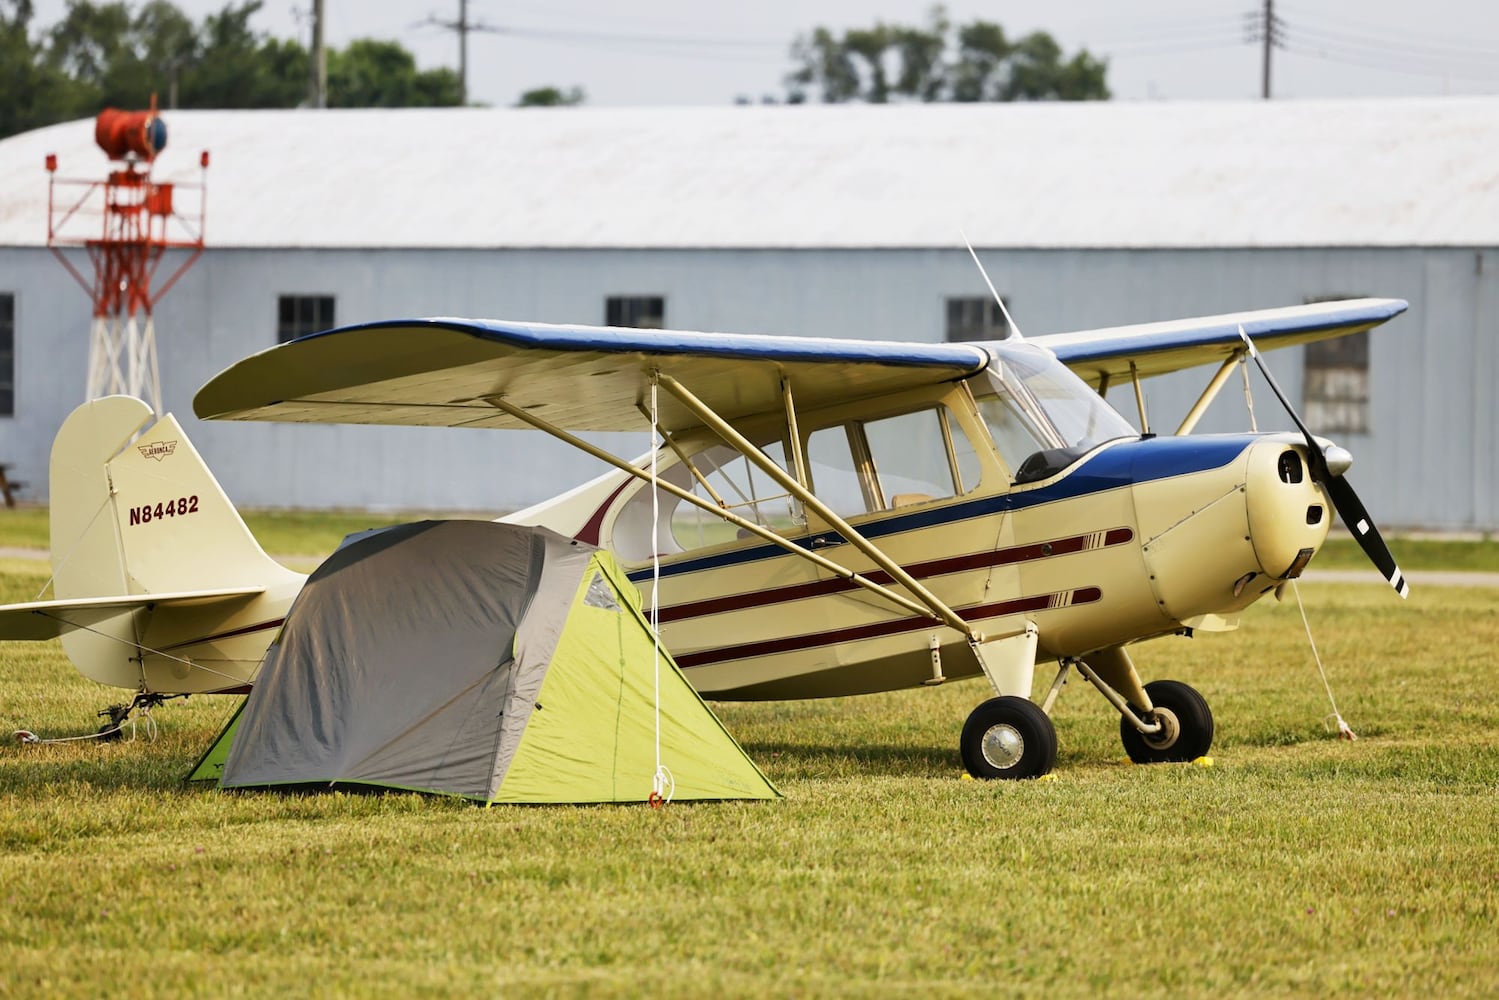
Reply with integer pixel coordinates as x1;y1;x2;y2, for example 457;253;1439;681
29;0;1499;106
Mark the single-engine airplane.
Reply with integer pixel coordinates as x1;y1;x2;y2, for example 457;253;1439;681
0;297;1409;778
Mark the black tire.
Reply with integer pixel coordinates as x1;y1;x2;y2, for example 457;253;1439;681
1120;679;1214;764
960;696;1058;780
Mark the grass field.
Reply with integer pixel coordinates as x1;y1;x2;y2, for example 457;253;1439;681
1;512;1497;996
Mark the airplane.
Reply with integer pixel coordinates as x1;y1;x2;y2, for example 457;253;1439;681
0;297;1409;778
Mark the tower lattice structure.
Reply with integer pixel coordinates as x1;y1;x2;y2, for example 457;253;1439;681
46;104;207;415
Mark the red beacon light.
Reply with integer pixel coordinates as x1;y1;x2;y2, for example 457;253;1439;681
94;107;168;162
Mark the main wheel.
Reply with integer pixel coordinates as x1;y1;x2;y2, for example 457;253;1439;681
961;696;1058;780
1120;679;1213;764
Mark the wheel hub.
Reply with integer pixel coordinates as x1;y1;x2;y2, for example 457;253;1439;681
981;723;1025;770
1142;706;1181;750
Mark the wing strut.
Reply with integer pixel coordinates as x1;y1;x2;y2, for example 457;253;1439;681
483;394;941;623
654;373;983;641
1175;349;1246;436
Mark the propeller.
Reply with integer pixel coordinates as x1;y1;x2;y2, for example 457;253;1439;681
1237;326;1409;598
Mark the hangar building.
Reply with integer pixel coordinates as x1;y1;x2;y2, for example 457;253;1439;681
0;98;1493;530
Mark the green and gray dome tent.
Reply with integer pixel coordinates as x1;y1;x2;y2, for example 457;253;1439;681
188;521;777;804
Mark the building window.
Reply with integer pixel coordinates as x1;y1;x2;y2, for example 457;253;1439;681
277;295;336;344
0;293;13;417
1303;296;1369;434
606;296;665;329
945;297;1009;342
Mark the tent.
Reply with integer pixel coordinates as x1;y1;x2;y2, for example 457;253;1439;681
188;520;777;804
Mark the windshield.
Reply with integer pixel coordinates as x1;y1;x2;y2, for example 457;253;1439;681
972;342;1136;478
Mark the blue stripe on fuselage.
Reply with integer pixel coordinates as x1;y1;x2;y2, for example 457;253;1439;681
626;434;1256;582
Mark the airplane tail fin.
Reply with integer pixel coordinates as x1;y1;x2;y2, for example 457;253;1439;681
44;396;303;691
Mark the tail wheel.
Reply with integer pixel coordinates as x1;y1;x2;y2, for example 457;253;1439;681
1120;679;1214;764
961;696;1057;780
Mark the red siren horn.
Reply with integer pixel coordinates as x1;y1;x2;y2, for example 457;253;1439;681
94;108;168;162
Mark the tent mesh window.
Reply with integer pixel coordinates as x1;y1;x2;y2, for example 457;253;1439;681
584;572;621;611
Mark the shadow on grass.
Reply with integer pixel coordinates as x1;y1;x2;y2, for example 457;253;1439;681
0;745;204;795
745;740;959;779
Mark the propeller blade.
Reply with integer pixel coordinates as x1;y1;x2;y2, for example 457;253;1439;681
1324;475;1410;598
1237;325;1326;472
1237;326;1407;598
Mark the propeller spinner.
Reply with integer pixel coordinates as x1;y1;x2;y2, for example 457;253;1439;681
1237;326;1409;598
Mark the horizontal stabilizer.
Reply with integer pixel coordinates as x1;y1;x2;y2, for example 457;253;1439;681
0;587;265;641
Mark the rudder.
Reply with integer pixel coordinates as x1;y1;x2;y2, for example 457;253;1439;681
47;396;302;691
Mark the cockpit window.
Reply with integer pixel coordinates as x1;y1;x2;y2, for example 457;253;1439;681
973;342;1136;481
612;439;804;562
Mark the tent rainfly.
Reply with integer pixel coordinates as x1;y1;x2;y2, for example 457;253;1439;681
188;520;778;804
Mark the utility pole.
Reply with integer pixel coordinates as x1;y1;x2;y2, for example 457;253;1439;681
309;0;327;108
1261;0;1273;99
458;0;469;106
421;0;500;105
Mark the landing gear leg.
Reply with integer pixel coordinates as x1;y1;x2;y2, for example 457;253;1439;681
95;692;169;741
1118;680;1214;764
1076;647;1214;764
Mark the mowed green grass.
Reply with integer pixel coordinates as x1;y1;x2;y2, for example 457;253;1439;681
1;520;1498;996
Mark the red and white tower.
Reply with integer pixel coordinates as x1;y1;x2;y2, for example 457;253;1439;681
45;100;207;415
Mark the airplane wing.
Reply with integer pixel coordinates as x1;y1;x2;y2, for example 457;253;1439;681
1026;298;1407;387
0;588;265;641
194;321;992;433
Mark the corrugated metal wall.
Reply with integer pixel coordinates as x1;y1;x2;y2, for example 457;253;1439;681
0;245;1492;530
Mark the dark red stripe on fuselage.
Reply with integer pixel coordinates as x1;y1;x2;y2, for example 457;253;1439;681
160;618;285;652
657;527;1132;625
673;587;1103;669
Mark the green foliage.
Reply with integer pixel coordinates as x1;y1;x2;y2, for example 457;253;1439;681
1;553;1497;993
327;39;461;109
515;85;586;108
0;0;465;140
788;6;1109;104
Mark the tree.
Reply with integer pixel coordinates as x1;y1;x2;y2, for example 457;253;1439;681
0;0;87;135
178;2;308;109
328;39;460;108
0;0;471;140
787;8;1109;104
515;86;585;108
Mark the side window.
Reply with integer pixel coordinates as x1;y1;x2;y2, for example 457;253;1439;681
808;407;980;517
1303;294;1370;434
672;441;800;548
278;294;336;344
945;296;1011;342
0;293;13;417
606;296;666;329
612;439;802;561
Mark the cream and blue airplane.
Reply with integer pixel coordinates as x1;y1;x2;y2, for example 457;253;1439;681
0;297;1408;778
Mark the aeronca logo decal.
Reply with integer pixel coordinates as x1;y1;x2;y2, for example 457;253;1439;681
656;527;1132;625
673;587;1103;669
137;440;178;462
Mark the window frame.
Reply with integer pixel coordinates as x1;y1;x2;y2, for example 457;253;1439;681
605;295;666;330
945;295;1010;342
1302;294;1371;435
277;294;337;344
0;292;13;418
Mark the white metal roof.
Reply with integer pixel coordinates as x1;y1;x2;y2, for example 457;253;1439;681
2;98;1495;250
